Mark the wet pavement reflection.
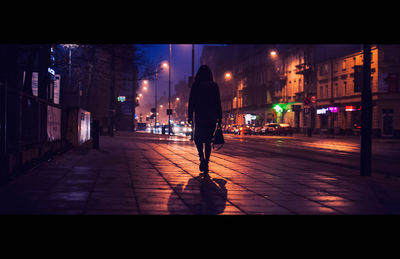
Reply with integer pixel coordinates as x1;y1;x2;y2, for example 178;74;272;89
1;131;400;215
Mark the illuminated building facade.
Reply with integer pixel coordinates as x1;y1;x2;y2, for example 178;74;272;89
315;45;400;137
200;44;400;137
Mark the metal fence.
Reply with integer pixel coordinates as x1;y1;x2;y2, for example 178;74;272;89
1;81;64;179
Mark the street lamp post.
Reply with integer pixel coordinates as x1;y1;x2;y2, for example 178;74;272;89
360;44;372;176
168;44;172;135
192;44;195;81
61;44;79;106
154;69;158;133
225;72;235;124
153;62;168;133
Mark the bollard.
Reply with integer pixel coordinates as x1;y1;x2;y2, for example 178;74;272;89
92;120;100;149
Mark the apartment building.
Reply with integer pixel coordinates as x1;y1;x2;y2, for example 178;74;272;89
233;45;270;126
200;44;400;137
315;45;400;137
200;45;235;125
272;46;309;131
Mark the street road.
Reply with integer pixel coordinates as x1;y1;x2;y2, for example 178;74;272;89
210;133;400;177
1;131;400;215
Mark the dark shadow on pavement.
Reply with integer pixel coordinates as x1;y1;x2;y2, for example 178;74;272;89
168;174;227;215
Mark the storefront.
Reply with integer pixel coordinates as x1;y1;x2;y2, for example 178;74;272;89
316;106;338;133
382;109;394;136
291;104;302;131
343;105;362;135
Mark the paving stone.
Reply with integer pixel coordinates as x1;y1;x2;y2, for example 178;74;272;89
1;132;400;215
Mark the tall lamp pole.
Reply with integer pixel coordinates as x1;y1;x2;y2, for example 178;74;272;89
360;44;372;176
154;68;158;133
192;44;195;82
168;44;172;135
190;44;195;140
61;44;79;105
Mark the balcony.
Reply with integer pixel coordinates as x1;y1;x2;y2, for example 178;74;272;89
294;91;305;102
280;75;287;82
295;63;311;75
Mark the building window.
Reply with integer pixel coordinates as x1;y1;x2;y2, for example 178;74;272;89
325;85;329;99
320;64;329;75
342;59;347;71
334;83;338;97
320;86;323;98
344;81;347;96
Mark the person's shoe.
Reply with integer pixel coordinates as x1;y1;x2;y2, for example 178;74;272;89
204;160;209;173
199;159;206;172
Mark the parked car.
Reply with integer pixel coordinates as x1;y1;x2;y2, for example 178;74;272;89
253;126;263;135
226;124;238;134
261;123;280;135
249;125;256;135
234;125;240;135
277;123;293;136
237;124;252;135
172;123;192;136
136;123;147;131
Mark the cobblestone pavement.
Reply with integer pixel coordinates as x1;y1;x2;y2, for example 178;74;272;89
1;132;400;215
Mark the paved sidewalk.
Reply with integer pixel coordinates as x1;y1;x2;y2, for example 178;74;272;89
1;131;400;215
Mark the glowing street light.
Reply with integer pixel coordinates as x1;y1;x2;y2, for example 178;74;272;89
153;60;170;134
61;44;79;106
225;72;232;80
270;50;277;57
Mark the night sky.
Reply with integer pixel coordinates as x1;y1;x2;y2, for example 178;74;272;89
135;44;223;114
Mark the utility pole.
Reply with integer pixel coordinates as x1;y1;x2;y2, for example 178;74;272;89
360;44;372;176
192;44;195;82
154;68;158;132
109;45;116;137
168;44;172;135
188;44;195;141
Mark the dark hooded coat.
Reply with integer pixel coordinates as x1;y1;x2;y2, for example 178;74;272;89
188;65;222;143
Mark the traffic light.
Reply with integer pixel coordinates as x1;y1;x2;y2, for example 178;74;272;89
354;65;363;92
303;97;311;106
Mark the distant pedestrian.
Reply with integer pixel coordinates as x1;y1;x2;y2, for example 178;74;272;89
188;65;222;174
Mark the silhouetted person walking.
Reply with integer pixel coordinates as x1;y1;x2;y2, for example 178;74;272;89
188;65;222;174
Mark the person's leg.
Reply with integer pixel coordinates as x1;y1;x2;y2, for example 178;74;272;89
195;141;206;172
195;142;204;160
204;141;212;172
204;142;211;162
